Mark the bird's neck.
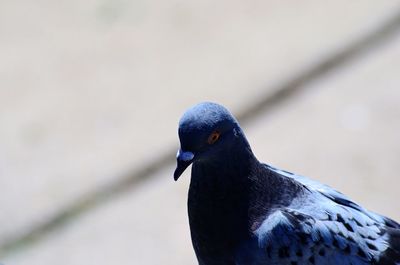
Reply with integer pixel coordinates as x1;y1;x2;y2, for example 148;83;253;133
190;132;256;198
188;135;257;263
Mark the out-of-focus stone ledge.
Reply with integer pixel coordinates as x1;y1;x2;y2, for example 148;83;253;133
0;0;399;253
4;23;400;265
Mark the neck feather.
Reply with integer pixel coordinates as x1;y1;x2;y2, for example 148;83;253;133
187;132;258;261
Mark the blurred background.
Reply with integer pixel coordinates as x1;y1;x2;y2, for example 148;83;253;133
1;0;400;264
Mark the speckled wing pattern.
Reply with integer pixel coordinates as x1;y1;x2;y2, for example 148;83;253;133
251;165;400;265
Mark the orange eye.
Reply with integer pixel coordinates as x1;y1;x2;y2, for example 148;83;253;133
207;131;220;145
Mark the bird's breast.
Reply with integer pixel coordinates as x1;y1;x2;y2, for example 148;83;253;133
188;176;250;264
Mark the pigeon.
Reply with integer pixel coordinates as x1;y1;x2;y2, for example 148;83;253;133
173;102;400;265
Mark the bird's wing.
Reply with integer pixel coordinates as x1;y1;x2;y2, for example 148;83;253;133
254;207;388;265
266;164;400;229
254;164;400;265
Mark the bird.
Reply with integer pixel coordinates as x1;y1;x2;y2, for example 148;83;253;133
173;102;400;265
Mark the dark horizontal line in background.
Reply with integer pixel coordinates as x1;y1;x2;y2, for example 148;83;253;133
2;9;400;258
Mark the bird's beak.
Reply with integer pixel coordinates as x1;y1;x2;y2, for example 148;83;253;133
174;149;194;181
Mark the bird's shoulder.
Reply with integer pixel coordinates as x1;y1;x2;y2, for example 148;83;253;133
246;165;399;264
264;164;399;229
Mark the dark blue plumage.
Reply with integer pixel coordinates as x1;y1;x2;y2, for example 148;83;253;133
174;102;400;265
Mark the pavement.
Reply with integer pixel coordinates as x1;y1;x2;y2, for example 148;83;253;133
1;1;400;264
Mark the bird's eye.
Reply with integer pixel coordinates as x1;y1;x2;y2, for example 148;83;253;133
207;131;220;145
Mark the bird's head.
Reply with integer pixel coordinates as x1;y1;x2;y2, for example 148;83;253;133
174;102;247;181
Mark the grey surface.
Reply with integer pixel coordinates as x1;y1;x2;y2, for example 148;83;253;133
4;23;400;265
1;0;400;264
